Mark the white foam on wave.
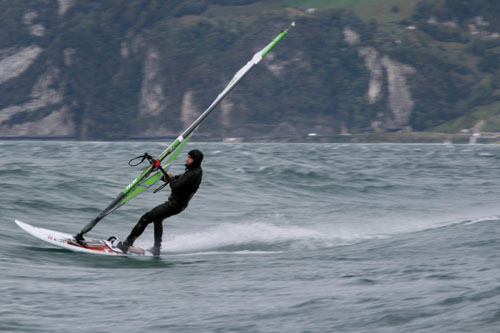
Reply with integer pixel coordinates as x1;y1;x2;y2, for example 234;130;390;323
462;215;500;225
139;210;500;255
155;218;430;254
161;222;352;254
169;250;280;257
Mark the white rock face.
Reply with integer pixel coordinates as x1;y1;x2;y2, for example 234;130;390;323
31;67;63;103
359;47;384;104
58;0;75;16
0;66;59;126
349;28;417;129
181;90;199;129
0;46;43;85
29;24;45;37
0;66;76;137
0;106;75;136
382;56;415;127
344;27;360;45
358;46;416;127
139;48;166;117
22;10;45;36
220;98;233;128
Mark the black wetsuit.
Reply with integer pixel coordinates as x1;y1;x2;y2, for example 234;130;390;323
124;150;203;248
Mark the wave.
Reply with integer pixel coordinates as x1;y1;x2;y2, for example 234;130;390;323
462;215;500;225
153;210;500;255
159;222;348;254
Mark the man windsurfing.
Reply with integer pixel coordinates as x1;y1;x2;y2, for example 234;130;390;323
113;149;203;255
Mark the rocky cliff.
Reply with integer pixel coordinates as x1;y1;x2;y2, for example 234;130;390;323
1;1;499;140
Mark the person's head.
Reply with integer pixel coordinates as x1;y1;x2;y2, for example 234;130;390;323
186;149;203;169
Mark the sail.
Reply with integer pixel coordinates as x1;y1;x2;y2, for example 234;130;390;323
117;132;193;207
77;22;295;236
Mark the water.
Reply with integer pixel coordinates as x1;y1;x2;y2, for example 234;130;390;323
1;141;500;332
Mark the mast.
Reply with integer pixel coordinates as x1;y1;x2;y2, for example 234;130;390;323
180;21;295;140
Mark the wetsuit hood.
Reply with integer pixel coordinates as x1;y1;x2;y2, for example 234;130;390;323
187;149;203;169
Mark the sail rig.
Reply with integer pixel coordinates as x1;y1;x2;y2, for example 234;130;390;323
77;21;295;237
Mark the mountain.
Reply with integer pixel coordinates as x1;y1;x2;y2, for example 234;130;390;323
1;0;500;141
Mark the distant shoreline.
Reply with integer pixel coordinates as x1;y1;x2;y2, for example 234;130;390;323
0;132;497;144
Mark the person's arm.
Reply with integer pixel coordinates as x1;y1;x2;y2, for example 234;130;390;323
169;171;194;190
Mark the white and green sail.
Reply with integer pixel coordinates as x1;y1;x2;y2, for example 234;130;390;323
78;22;295;236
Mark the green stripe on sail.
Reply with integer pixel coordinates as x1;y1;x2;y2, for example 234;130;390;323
158;138;181;161
117;133;193;206
118;171;164;206
164;133;192;163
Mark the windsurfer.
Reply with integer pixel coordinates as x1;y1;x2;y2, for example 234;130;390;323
115;150;203;255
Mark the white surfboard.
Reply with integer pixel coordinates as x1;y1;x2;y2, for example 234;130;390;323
15;220;146;256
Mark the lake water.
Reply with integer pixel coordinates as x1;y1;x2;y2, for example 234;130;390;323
1;141;500;332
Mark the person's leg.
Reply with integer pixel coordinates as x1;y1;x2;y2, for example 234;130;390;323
119;201;180;253
153;221;163;248
118;204;164;251
116;214;151;252
149;203;183;255
148;221;163;255
124;215;152;245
